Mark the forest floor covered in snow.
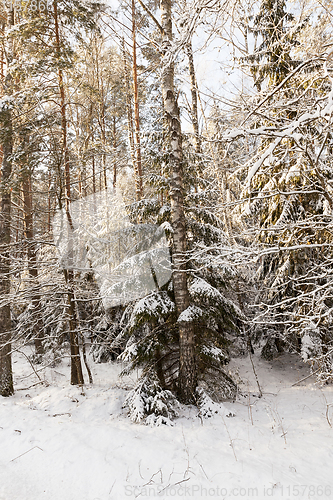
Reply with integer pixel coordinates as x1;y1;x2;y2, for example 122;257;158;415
0;348;332;500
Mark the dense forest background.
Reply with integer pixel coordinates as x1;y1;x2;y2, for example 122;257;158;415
1;0;333;423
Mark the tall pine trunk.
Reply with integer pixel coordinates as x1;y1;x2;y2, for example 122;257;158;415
122;39;136;190
53;0;84;386
131;0;143;200
112;115;117;189
0;4;14;397
186;41;201;156
160;0;197;403
22;173;44;358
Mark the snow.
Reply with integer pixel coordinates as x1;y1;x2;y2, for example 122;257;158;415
0;95;14;113
177;304;203;322
189;277;220;298
246;137;282;188
285;163;301;183
1;350;333;500
129;291;175;325
158;205;171;217
159;221;173;233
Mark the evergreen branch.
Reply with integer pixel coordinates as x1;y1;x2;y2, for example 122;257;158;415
240;57;326;128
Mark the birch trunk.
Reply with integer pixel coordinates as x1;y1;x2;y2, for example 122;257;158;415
160;0;197;403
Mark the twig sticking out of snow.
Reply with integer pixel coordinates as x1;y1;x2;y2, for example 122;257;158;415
319;389;333;428
248;351;263;398
16;381;45;391
291;367;320;386
15;349;42;382
10;446;43;462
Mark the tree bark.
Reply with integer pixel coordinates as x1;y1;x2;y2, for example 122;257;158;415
186;41;201;156
53;0;84;386
47;169;52;232
92;154;96;194
92;38;108;191
113;115;117;189
0;4;14;397
131;0;143;200
0;110;13;397
122;38;136;191
160;0;197;403
22;173;44;358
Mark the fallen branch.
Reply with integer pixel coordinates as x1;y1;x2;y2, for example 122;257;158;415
291;367;320;386
10;446;43;462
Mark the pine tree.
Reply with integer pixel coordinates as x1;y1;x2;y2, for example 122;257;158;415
0;0;105;388
0;3;14;397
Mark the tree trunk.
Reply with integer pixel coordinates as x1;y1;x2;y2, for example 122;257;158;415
160;0;197;403
186;41;201;156
0;4;14;397
0;111;14;397
47;169;52;232
113;115;117;189
131;0;143;200
22;173;44;358
53;0;84;386
92;154;96;194
198;94;234;242
122;38;136;192
100;99;107;190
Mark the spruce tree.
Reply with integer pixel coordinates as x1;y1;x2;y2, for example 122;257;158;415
249;0;300;90
233;0;333;378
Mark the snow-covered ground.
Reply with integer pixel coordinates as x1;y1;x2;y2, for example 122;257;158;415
1;349;332;500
